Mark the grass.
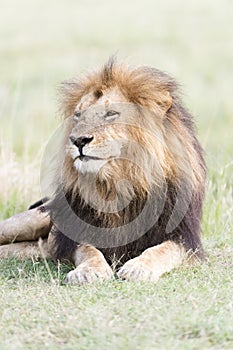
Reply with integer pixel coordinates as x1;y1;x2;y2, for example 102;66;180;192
0;0;233;349
0;254;233;350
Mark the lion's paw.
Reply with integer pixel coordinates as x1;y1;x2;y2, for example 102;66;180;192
117;257;159;282
65;261;114;285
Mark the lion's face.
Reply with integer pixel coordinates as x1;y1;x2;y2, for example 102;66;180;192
66;89;144;176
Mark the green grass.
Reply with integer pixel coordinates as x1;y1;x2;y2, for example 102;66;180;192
0;0;233;349
0;254;233;350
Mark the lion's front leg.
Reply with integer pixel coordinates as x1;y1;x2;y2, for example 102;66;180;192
65;245;114;285
117;241;186;282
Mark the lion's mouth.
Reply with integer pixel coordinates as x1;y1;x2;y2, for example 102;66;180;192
74;155;106;162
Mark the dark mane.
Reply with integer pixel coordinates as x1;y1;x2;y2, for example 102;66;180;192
49;179;205;264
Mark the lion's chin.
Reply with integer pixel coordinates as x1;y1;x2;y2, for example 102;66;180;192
73;157;108;174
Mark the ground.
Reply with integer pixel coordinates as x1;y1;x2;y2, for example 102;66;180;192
0;0;232;349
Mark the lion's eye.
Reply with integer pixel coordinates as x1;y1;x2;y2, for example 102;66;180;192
104;110;119;121
74;111;81;121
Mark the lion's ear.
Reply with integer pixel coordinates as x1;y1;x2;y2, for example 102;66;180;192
156;90;172;114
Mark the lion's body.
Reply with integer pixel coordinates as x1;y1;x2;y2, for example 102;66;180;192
49;58;206;270
0;58;206;283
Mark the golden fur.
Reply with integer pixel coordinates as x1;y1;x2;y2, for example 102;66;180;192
60;59;205;198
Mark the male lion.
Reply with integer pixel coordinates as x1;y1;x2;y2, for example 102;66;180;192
0;58;206;284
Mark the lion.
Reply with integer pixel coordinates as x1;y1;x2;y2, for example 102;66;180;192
0;57;206;284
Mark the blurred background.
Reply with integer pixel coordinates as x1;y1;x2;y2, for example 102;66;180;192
0;0;232;225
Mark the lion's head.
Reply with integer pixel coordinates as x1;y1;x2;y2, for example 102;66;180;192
56;58;204;211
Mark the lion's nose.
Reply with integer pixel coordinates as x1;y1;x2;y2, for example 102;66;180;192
70;135;94;150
